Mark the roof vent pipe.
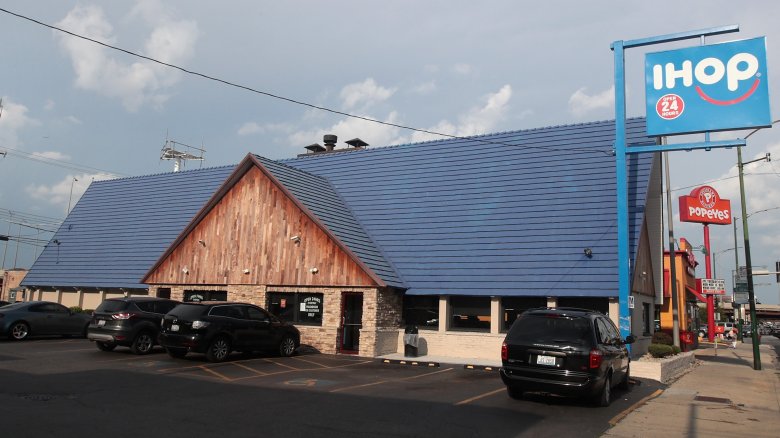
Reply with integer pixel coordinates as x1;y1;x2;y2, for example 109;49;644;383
323;134;337;151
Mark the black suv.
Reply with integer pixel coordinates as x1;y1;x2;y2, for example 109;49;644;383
158;302;300;362
500;307;635;407
87;297;180;354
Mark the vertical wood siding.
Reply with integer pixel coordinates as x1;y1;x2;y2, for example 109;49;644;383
145;167;377;287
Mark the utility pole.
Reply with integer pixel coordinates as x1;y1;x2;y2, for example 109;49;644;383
664;150;680;348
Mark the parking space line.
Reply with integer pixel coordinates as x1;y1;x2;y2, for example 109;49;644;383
454;387;506;406
262;359;301;370
329;367;454;394
199;365;232;382
230;360;373;383
401;367;454;380
330;380;391;393
290;356;330;368
231;362;268;375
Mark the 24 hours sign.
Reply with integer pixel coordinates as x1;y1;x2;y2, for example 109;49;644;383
645;37;771;136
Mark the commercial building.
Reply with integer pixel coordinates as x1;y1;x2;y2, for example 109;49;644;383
21;118;662;359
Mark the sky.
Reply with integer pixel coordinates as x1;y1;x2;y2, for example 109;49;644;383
1;1;779;304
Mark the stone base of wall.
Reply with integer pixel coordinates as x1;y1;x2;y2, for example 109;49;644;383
394;329;504;362
631;351;697;383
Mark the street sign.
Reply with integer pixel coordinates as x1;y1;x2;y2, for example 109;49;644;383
733;291;749;304
700;278;726;294
645;37;771;135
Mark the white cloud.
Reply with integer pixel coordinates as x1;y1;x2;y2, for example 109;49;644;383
340;79;396;111
0;97;40;147
288;111;403;152
55;4;198;112
568;85;614;118
411;81;437;95
407;84;513;143
65;116;82;125
453;63;473;75
26;172;116;213
33;151;71;161
44;100;55;111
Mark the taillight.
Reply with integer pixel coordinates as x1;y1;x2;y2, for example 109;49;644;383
112;312;137;320
501;342;508;361
589;349;603;369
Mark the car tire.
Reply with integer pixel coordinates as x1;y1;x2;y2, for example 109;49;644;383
278;335;296;357
506;385;524;400
10;322;30;341
206;336;231;362
596;374;612;407
166;347;187;359
96;341;116;352
618;365;630;391
130;331;155;355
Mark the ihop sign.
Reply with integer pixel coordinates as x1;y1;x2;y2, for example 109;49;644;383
645;37;771;136
679;186;732;225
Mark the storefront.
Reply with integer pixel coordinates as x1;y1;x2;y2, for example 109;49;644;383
661;238;704;350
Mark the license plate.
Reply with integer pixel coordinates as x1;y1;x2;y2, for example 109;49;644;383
536;355;557;366
97;320;105;326
171;324;179;332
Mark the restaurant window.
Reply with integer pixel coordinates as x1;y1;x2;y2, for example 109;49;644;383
157;288;171;299
642;303;651;336
502;296;547;331
402;295;439;330
183;290;227;302
450;296;490;332
557;297;608;315
267;292;323;326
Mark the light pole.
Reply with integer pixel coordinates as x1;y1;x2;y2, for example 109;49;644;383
739;121;777;370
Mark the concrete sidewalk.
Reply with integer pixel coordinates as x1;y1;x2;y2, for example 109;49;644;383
604;337;780;437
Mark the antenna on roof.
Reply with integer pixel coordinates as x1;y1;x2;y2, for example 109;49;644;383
160;134;205;172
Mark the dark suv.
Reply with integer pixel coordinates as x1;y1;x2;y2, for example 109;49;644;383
500;307;635;407
87;297;180;355
158;302;300;362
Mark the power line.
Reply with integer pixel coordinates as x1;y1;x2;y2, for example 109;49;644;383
0;145;126;177
0;7;610;156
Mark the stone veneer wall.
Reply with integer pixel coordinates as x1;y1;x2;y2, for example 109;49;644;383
153;284;403;357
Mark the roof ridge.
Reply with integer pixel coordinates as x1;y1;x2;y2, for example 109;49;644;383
252;154;329;180
93;164;236;183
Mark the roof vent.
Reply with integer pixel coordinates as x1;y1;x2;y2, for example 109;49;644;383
345;138;368;149
304;143;326;154
323;134;338;151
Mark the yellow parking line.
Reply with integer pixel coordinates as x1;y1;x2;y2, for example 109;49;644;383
454;387;506;406
262;359;301;370
291;356;330;368
230;360;373;383
330;380;391;393
401;367;453;380
232;362;267;375
199;365;232;382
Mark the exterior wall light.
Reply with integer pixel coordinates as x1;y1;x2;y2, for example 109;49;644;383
290;235;301;243
198;239;206;246
243;268;250;274
310;267;319;274
182;267;189;274
584;248;593;258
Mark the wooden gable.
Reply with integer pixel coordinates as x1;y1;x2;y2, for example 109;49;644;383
144;165;378;287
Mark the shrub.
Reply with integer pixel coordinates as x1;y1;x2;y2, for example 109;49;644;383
69;306;83;313
671;345;681;355
652;331;673;345
648;343;674;358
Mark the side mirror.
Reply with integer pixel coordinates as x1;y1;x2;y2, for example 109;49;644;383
624;335;636;345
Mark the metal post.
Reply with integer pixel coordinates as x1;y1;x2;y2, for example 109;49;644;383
737;146;761;370
664;151;680;348
733;217;742;341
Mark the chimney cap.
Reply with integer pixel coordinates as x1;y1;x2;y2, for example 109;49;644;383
304;143;326;153
345;138;368;148
323;134;337;144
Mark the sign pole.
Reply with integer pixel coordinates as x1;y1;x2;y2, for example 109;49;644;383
704;224;715;342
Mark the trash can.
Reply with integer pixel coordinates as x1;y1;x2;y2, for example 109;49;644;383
404;325;419;357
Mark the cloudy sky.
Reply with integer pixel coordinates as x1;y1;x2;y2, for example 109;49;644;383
1;1;779;304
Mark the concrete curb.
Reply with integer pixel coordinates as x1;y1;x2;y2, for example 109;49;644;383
380;358;440;367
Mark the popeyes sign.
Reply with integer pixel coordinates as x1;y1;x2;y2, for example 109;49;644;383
679;186;731;225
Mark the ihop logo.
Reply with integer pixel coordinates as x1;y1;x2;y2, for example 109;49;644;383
645;37;771;136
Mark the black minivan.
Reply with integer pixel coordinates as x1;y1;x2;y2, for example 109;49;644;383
500;307;635;407
158;302;300;362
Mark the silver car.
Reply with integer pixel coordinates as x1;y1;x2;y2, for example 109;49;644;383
0;301;92;340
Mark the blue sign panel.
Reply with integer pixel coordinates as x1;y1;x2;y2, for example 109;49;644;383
645;37;771;136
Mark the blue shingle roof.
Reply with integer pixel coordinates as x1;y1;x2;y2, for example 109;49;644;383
282;118;656;297
21;166;235;290
252;156;405;288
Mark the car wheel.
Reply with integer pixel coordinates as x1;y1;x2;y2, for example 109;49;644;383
206;336;231;362
130;331;155;355
618;365;630;391
166;347;187;359
96;341;116;352
10;322;30;341
278;335;296;357
82;323;90;338
596;374;612;407
506;385;524;400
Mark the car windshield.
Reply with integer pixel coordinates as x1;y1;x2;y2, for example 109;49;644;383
95;300;129;312
167;303;208;320
509;314;591;344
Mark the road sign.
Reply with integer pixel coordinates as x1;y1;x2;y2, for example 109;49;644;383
700;278;726;294
733;291;749;304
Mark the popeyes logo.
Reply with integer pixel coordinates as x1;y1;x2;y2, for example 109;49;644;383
678;186;731;225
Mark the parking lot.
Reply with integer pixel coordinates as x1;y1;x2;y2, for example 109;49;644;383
0;338;663;438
